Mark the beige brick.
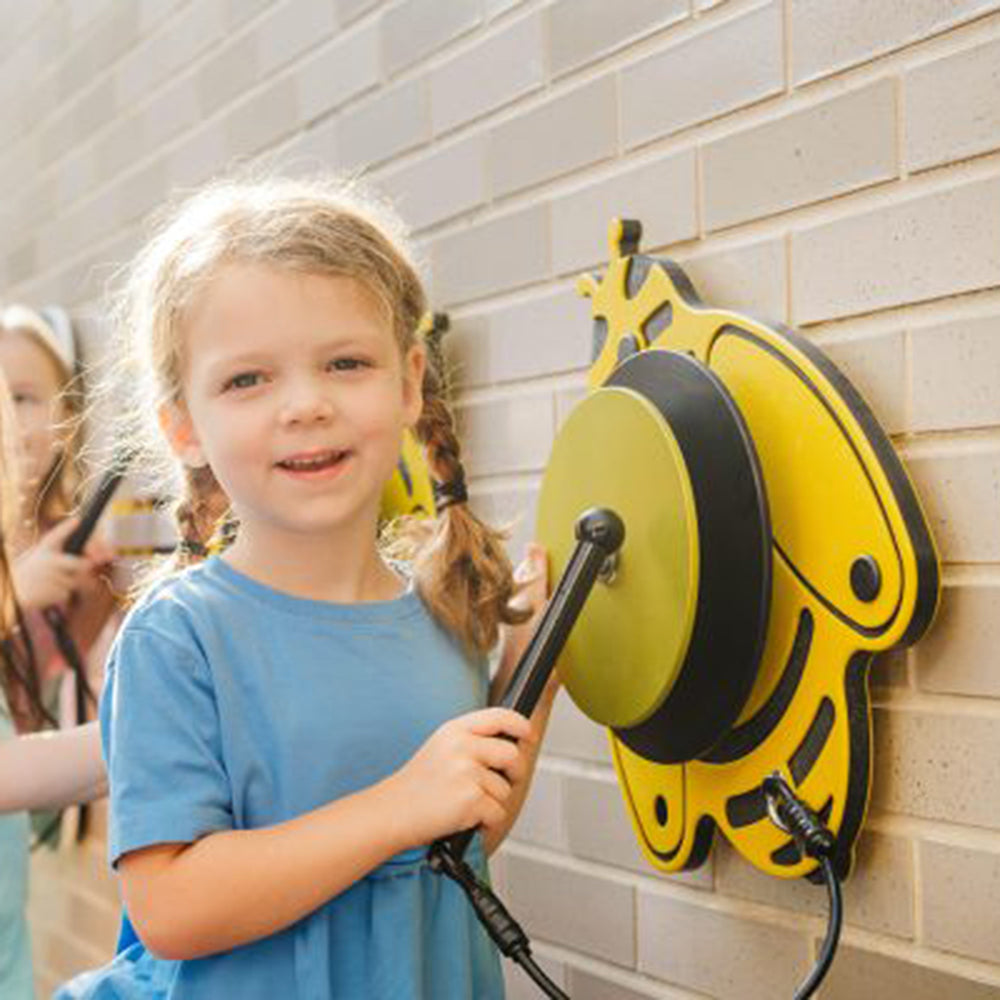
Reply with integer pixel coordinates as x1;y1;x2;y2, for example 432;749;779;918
431;13;544;135
54;4;139;103
468;484;540;567
375;133;487;233
563;770;714;889
504;851;636;965
196;29;260;118
38;75;117;164
906;36;1000;172
115;1;228;108
565;969;667;1000
489;75;617;198
143;73;201;150
621;2;783;149
704;80;897;231
94;108;145;180
545;688;614;764
715;829;914;938
509;762;566;850
871;706;1000;830
382;0;481;77
336;77;430;169
255;0;337;78
915;583;1000;698
811;329;907;435
820;944;1000;1000
903;442;1000;564
296;21;380;124
871;648;908;688
548;0;688;77
429;203;550;305
922;839;1000;964
165;118;230;190
456;390;554;477
911;313;1000;433
792;0;1000;85
792;176;1000;324
551;149;698;275
337;0;379;25
224;75;301;157
446;287;591;390
637;888;811;999
676;237;788;324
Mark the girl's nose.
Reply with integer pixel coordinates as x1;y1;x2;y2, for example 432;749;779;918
279;378;335;426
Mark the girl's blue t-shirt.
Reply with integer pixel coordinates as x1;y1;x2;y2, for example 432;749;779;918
57;556;505;1000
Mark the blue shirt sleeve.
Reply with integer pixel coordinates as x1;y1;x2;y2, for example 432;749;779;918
101;623;233;866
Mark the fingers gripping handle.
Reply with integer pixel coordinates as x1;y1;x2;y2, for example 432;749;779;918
431;507;625;866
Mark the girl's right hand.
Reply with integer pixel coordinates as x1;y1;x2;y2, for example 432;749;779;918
12;518;94;609
388;707;533;847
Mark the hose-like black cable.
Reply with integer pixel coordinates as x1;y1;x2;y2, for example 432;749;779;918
429;844;569;1000
517;951;569;1000
763;774;844;1000
794;854;843;999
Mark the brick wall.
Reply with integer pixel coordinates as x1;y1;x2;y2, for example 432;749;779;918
2;0;1000;996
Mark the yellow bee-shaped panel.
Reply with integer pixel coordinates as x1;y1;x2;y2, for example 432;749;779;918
547;220;938;881
379;312;449;523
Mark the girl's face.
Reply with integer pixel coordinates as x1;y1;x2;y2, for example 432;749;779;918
0;330;68;503
165;264;425;545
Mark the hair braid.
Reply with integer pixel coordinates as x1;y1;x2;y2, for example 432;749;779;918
173;466;230;568
408;362;531;656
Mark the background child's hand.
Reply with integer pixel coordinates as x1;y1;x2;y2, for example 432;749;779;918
12;518;94;608
387;707;532;847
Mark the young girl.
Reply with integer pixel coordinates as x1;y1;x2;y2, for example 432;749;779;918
58;176;553;999
0;371;106;999
0;305;117;732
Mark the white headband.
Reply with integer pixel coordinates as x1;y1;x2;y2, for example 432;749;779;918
0;303;76;374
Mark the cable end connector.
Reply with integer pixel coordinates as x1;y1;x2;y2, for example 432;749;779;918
762;773;835;861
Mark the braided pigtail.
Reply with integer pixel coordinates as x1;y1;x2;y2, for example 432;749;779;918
173;465;231;568
406;356;531;656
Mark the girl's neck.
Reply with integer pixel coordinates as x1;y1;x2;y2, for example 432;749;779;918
221;516;405;605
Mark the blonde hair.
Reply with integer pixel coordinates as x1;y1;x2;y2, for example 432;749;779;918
0;304;82;533
106;175;527;654
0;372;52;730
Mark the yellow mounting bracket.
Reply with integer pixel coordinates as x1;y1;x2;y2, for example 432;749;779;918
537;219;939;880
380;311;450;522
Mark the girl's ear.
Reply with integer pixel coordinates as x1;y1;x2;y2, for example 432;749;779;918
402;343;426;429
158;402;207;468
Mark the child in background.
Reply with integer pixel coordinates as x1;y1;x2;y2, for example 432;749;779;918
0;305;117;733
0;371;107;1000
58;176;552;999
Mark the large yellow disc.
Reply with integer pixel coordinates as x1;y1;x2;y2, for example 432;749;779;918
536;386;699;728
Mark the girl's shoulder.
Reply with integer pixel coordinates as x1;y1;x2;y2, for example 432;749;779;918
117;559;228;648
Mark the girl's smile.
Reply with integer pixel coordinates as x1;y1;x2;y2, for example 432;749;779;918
274;448;354;479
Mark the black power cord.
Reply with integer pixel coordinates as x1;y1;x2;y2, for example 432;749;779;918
763;774;844;1000
430;845;569;1000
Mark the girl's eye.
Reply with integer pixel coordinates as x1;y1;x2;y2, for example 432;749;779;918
327;357;369;373
12;392;38;406
223;372;264;392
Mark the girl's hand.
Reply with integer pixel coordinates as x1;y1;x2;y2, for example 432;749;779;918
12;519;93;609
387;707;532;848
492;543;555;704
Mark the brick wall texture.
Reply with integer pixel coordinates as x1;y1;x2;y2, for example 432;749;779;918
3;0;1000;997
